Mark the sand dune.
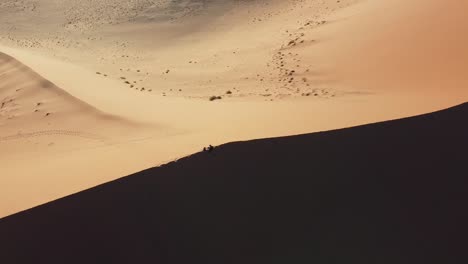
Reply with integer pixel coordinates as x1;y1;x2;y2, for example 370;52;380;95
1;103;467;263
314;0;468;100
0;0;467;217
0;51;168;217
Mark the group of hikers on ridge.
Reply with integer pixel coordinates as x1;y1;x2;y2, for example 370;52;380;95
203;145;215;153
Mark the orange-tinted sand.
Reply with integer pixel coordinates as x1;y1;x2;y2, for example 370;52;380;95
1;0;467;217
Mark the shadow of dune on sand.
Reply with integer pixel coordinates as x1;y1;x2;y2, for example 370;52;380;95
1;103;467;264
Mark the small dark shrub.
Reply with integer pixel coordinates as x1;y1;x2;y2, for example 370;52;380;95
209;96;222;101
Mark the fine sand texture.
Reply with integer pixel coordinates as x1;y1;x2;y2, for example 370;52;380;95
1;0;467;217
1;103;467;264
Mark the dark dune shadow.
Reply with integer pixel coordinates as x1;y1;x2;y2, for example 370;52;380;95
1;103;467;264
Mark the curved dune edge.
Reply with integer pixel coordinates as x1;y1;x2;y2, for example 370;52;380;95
1;102;467;263
0;48;460;218
1;0;467;217
0;50;152;144
0;51;170;218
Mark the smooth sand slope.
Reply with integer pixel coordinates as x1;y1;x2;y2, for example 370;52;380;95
0;51;163;217
1;0;467;217
0;52;135;154
1;103;467;264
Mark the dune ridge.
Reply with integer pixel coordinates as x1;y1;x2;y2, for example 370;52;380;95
0;51;130;152
1;102;467;263
0;0;467;217
0;51;164;217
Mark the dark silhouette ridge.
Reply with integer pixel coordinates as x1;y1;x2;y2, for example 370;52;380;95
1;103;468;264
